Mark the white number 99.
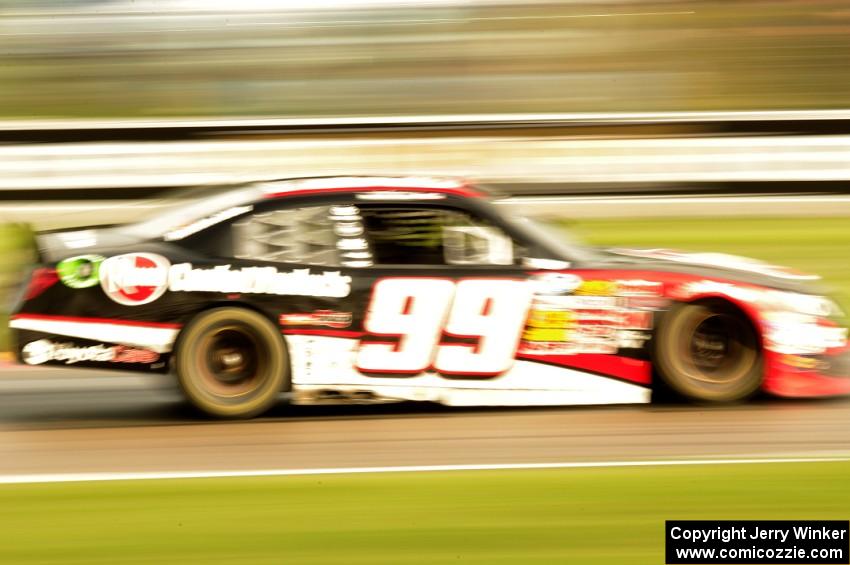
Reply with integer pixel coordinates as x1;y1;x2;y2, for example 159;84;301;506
356;278;532;376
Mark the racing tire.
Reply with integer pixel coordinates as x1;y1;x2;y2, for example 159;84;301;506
654;301;762;403
175;307;289;419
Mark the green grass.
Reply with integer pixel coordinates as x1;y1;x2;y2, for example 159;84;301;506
2;1;849;118
0;461;847;564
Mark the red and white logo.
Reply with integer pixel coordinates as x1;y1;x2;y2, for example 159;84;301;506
99;253;170;306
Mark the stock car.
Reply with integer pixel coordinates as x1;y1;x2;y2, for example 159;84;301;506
9;176;850;418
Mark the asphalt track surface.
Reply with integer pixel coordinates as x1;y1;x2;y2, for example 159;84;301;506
0;365;848;477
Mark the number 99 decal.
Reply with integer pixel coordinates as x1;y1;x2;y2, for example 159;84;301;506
356;278;533;377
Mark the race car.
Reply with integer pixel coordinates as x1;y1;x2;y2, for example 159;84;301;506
9;176;850;418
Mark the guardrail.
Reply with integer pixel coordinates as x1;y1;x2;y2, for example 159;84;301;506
2;110;850;143
1;110;849;229
2;131;849;192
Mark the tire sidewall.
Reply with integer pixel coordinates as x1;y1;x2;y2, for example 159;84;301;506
654;301;762;403
175;307;289;418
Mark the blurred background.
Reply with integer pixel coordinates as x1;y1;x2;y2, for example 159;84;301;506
2;0;849;117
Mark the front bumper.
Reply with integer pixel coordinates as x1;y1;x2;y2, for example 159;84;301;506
763;348;850;398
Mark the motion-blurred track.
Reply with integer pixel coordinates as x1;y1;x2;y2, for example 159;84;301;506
0;366;848;477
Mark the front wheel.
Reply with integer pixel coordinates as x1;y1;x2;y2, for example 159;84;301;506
654;301;762;403
175;307;289;418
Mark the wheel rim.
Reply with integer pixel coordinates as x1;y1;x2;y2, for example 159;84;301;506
196;325;266;398
677;310;758;385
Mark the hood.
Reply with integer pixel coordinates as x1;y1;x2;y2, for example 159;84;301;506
599;247;825;295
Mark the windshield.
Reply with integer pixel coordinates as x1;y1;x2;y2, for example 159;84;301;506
498;208;602;264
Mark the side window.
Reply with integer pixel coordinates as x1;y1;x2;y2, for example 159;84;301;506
232;205;373;267
359;205;521;266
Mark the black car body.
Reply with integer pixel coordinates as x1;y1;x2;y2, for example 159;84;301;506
10;176;850;417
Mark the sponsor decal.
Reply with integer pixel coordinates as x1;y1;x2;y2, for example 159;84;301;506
280;310;353;329
575;280;618;296
100;253;171;306
98;253;353;305
521;291;655;355
618;311;654;330
529;276;660;300
57;254;104;289
571;310;652;330
624;296;670;310
574;310;620;325
22;339;159;365
780;354;828;371
576;326;615;338
518;341;618;355
517;341;575;355
523;327;572;342
168;264;352;298
111;346;162;363
526;309;576;329
537;295;619;309
529;273;583;295
614;279;663;297
578;341;620;354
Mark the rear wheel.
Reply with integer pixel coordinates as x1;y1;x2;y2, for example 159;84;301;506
175;307;289;418
655;301;761;403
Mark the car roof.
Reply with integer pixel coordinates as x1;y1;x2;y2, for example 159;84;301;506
125;176;489;239
256;175;485;200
